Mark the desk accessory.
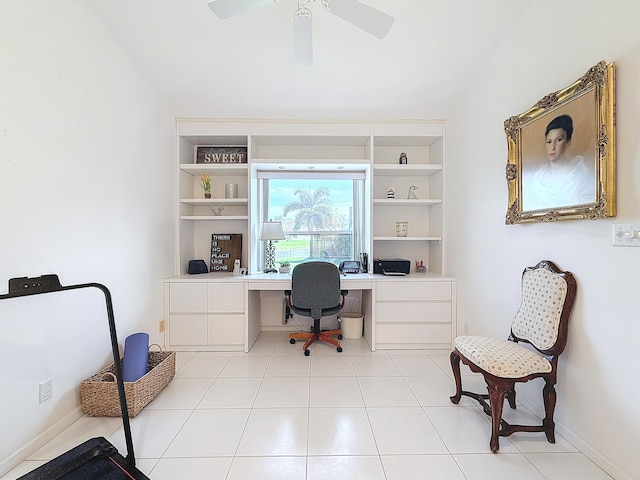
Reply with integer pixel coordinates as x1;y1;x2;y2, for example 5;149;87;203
188;259;209;274
339;260;362;274
373;258;411;275
260;221;285;273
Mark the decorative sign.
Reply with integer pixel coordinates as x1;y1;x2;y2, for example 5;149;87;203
210;234;242;272
196;146;248;164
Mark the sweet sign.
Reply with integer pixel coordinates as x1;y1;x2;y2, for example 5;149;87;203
196;146;247;164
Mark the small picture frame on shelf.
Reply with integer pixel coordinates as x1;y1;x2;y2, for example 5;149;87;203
210;234;242;272
196;146;247;164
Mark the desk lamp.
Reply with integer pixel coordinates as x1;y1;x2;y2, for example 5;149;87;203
260;221;285;273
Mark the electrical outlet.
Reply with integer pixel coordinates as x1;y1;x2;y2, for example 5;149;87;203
159;320;165;333
39;378;53;403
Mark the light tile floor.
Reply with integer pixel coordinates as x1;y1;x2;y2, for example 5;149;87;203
2;332;613;480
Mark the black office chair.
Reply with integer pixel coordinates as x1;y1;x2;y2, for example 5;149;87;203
285;261;348;356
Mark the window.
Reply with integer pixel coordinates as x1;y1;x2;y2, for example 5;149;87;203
257;171;366;269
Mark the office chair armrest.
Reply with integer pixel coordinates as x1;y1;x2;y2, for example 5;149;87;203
340;289;348;308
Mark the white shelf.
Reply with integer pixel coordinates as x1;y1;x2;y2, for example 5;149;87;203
373;164;442;176
374;236;442;241
180;215;249;221
180;164;248;176
373;199;442;206
180;198;248;206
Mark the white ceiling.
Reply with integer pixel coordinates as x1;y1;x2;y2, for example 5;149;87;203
88;0;531;119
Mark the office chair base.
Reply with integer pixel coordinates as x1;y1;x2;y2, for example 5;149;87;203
289;328;343;356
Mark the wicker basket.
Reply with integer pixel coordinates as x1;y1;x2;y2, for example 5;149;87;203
80;350;176;417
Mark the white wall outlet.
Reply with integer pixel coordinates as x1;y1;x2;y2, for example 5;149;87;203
39;378;53;403
612;224;640;247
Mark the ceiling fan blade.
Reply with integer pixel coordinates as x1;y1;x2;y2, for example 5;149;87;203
327;0;394;39
208;0;275;20
294;12;313;66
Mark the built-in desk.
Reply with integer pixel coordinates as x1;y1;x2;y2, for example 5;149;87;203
163;272;456;352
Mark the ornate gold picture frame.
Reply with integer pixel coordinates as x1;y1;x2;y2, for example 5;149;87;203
504;61;616;224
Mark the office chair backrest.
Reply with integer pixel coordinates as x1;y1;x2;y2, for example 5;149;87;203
291;261;342;320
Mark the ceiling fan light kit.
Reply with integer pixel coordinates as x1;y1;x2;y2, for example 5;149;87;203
207;0;394;65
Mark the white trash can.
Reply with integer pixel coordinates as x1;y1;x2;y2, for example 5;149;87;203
339;312;363;339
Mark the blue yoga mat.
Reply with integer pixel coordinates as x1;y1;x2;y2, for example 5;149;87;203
122;332;149;382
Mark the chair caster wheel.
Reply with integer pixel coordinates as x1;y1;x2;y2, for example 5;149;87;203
304;350;310;356
338;334;343;340
337;346;343;352
290;338;296;344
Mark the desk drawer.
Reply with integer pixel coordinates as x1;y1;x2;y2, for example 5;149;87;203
207;283;245;313
376;281;451;302
169;314;207;345
170;283;207;313
207;314;244;345
376;323;451;345
376;301;451;324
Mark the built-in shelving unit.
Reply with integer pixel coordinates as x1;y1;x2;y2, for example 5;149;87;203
176;121;251;274
174;119;446;275
169;119;453;352
371;123;445;274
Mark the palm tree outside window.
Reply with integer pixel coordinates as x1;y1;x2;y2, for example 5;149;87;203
257;173;365;269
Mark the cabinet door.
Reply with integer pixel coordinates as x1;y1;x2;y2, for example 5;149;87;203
207;283;245;313
169;314;207;345
207;314;245;345
170;283;208;313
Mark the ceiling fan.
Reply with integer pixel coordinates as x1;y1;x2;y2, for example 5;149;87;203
207;0;394;65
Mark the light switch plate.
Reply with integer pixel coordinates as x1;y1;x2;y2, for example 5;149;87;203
612;224;640;247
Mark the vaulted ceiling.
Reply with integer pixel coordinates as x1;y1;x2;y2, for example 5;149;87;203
88;0;531;118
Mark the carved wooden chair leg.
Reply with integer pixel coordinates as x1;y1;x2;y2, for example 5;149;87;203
542;378;557;443
486;382;509;453
506;386;517;409
449;351;463;404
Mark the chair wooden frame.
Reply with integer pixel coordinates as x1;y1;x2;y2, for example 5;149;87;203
450;260;577;453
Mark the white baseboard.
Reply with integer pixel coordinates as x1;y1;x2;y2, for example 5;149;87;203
0;406;84;478
517;393;631;480
553;423;632;480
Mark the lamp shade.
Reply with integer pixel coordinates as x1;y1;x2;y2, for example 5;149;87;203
260;221;286;241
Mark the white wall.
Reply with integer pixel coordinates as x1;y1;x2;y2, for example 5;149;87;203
1;0;639;478
446;1;640;479
0;1;175;472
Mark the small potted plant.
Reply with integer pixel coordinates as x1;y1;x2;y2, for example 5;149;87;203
278;261;291;274
200;174;211;198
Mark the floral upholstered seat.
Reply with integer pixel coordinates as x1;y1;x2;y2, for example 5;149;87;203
450;260;576;453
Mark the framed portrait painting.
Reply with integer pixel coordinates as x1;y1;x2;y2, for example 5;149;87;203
504;61;616;224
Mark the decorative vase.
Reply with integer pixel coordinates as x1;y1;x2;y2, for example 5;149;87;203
204;192;211;199
396;221;408;237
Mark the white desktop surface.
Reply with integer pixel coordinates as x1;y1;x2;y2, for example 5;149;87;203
166;271;452;286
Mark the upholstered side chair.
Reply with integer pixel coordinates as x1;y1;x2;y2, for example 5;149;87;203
450;260;577;453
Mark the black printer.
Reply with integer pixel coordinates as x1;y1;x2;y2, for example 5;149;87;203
373;258;411;275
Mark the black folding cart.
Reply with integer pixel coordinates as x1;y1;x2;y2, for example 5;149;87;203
1;274;149;480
